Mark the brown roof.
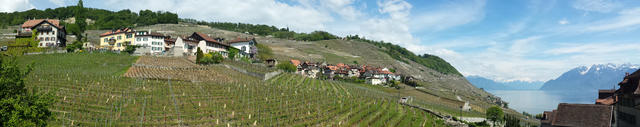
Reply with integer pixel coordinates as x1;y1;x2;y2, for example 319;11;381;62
618;69;640;95
21;19;62;29
545;103;613;127
164;38;177;44
228;37;255;44
100;28;133;37
190;32;229;46
290;60;301;66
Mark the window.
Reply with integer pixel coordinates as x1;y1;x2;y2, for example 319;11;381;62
52;31;55;35
104;38;108;42
47;31;50;35
40;43;42;46
143;37;148;41
117;43;121;47
52;38;56;41
118;36;122;40
241;46;246;52
45;37;49;41
126;34;133;38
137;38;141;41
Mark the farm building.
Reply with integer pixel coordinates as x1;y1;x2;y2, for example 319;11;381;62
17;19;67;47
228;37;258;58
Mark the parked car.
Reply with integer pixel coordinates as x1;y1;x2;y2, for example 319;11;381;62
1;46;7;51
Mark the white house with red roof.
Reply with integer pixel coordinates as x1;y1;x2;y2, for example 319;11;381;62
228;37;257;58
173;32;229;56
18;19;67;47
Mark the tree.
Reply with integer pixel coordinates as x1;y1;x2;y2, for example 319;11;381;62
228;47;239;60
277;62;297;72
196;47;203;64
66;40;83;52
123;45;139;54
486;106;504;126
0;57;55;126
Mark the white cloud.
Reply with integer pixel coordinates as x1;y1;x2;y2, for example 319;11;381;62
49;0;66;7
572;0;622;13
410;0;486;31
0;0;34;12
544;42;640;55
558;18;570;25
584;7;640;31
101;0;332;33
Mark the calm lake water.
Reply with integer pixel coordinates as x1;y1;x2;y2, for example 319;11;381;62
487;90;597;114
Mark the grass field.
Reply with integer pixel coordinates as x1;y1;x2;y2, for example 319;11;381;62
17;53;449;126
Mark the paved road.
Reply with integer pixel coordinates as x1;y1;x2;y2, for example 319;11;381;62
459;117;486;123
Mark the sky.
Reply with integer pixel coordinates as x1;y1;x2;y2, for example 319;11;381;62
2;0;640;82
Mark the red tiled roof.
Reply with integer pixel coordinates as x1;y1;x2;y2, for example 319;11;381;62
290;60;301;66
164;38;177;45
100;28;133;37
191;32;229;46
21;19;62;29
228;37;254;44
137;32;165;37
545;103;613;127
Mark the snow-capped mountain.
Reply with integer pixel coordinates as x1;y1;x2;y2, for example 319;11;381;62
540;63;640;91
466;76;544;90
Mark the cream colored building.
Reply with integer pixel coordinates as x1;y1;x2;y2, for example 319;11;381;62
99;28;135;51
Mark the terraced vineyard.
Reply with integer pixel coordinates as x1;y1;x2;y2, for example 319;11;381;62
18;53;447;126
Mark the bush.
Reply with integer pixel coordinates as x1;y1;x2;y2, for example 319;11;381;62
0;56;55;126
196;47;203;64
66;41;83;52
486;106;504;125
123;45;139;54
228;47;239;60
276;62;297;72
198;52;223;64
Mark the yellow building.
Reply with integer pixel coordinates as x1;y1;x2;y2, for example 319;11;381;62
99;28;135;51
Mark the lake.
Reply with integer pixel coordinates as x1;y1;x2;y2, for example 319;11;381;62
487;90;598;114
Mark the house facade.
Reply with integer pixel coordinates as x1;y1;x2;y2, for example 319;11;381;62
18;19;66;47
133;31;166;54
228;37;258;58
99;28;135;51
173;32;229;56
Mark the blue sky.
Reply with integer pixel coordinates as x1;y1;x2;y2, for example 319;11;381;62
3;0;640;82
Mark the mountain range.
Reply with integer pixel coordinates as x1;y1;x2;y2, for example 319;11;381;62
540;63;639;91
466;76;544;90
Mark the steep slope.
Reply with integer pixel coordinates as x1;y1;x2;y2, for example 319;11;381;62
540;63;640;91
128;23;490;97
467;76;544;90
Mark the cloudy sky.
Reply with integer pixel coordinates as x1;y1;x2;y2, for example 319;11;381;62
3;0;640;82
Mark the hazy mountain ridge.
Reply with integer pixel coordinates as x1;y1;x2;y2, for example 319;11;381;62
466;76;544;90
540;63;640;91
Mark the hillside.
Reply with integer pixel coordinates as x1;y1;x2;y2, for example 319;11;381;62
541;63;639;91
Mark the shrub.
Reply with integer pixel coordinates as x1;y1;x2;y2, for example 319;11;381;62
66;41;84;53
196;47;203;64
211;52;223;64
123;45;139;54
276;62;296;72
228;47;239;60
486;106;504;125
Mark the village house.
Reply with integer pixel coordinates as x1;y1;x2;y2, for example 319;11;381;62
540;103;613;127
17;19;67;47
99;28;134;51
173;32;229;56
228;37;258;58
289;59;399;85
132;30;167;54
543;70;640;127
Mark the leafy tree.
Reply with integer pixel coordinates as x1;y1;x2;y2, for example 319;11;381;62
65;40;83;52
123;45;139;54
196;47;203;64
211;52;223;64
277;62;297;72
535;113;543;120
228;47;239;60
0;56;55;126
486;106;504;125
